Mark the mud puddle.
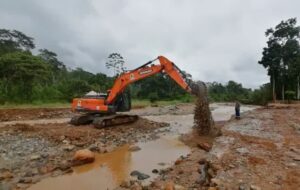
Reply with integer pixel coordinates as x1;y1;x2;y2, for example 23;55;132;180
29;137;189;190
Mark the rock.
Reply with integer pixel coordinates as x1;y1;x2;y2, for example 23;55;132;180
30;154;41;161
129;145;141;152
74;141;86;147
292;155;300;161
165;181;174;190
208;187;217;190
72;149;95;166
239;184;249;190
130;170;150;180
198;163;208;185
51;170;63;177
210;178;222;186
62;144;75;151
198;158;207;165
175;159;183;165
16;183;30;189
19;177;32;183
131;181;143;190
59;161;71;171
38;165;57;174
130;170;140;176
197;142;212;152
236;147;249;155
120;181;130;188
152;169;159;174
250;185;261;190
0;171;13;180
174;184;185;190
59;136;66;141
41;153;49;158
158;162;166;166
207;168;215;177
89;145;100;152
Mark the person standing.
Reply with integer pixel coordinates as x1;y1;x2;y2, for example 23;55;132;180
235;101;241;119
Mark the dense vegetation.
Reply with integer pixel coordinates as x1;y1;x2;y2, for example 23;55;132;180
208;81;271;105
0;29;189;105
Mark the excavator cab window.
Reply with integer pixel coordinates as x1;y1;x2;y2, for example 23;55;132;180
114;89;131;112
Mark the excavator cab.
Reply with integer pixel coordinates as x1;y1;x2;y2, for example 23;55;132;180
111;89;131;112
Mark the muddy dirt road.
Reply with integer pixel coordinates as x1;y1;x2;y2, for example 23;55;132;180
0;103;299;190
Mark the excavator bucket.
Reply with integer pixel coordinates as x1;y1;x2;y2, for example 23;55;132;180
189;81;207;99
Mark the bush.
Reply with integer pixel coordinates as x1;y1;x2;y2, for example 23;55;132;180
249;84;271;105
285;90;295;103
148;92;159;103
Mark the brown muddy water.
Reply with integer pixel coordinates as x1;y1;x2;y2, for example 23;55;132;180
28;104;257;190
29;137;189;190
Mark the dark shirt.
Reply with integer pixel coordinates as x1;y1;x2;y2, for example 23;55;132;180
235;102;240;110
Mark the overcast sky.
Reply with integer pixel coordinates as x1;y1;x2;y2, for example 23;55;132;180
1;0;300;88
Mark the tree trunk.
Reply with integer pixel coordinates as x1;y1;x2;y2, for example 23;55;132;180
282;84;285;101
296;76;299;100
272;75;276;102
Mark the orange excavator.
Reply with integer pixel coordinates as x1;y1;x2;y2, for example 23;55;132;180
71;56;201;128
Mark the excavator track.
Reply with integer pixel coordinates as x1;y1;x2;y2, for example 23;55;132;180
93;114;138;129
70;114;94;126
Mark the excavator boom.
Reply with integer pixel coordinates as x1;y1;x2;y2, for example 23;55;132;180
106;56;192;104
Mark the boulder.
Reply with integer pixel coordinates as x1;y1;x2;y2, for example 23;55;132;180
174;159;183;165
250;185;261;190
0;171;13;180
130;170;150;180
62;144;75;151
72;149;95;166
165;181;174;190
30;154;41;161
129;145;141;152
197;142;212;152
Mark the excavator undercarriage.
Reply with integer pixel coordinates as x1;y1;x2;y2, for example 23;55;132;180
70;113;138;129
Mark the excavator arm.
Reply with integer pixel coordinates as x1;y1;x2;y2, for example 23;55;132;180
106;56;192;104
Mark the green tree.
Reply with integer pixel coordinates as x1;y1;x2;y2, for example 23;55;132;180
0;52;49;102
259;18;300;101
106;53;125;76
38;49;66;83
0;29;35;55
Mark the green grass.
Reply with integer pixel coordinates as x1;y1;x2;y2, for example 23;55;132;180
0;102;70;109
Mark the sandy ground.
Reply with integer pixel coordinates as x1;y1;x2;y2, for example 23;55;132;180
0;103;299;190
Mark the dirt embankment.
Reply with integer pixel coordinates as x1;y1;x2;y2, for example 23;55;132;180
0;108;72;122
